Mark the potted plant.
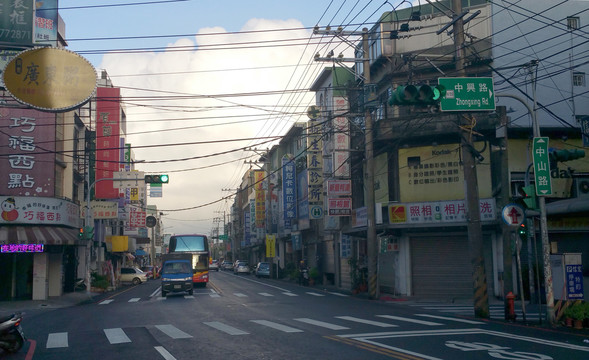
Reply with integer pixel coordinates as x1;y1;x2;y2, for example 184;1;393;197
308;267;319;286
563;306;574;327
570;302;585;330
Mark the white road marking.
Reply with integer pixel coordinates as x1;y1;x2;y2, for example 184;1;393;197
259;292;274;297
306;292;326;297
149;288;161;298
234;293;248;297
128;298;141;303
335;316;398;327
376;315;443;326
184;295;194;299
204;321;249;335
210;293;221;298
104;328;131;344
98;299;114;305
294;318;349;330
415;314;485;324
282;292;298;296
155;324;193;339
46;332;68;348
154;346;177;360
251;320;303;333
328;292;349;297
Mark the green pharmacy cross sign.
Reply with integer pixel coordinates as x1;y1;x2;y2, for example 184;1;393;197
532;137;552;196
438;77;495;111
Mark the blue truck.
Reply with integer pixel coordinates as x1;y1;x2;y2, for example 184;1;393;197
161;253;193;297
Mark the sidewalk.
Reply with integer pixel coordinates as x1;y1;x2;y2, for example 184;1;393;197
0;291;100;316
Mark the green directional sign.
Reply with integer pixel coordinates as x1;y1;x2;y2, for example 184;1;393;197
438;77;495;111
219;234;228;241
532;137;552;196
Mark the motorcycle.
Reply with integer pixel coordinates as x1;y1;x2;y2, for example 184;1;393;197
0;312;26;354
74;278;87;291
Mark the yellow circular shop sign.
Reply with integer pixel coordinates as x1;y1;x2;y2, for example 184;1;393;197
2;47;97;112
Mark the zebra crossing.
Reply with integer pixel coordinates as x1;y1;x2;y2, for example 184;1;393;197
408;303;541;321
96;289;339;305
42;312;486;349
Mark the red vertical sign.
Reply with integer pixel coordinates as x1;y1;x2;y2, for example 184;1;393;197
95;87;121;199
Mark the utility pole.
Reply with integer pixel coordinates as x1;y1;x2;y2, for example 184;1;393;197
452;0;489;318
362;28;378;300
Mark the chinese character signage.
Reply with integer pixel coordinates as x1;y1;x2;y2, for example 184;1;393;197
1;244;44;253
128;207;146;228
34;0;58;46
0;0;34;45
328;198;352;216
265;234;276;258
566;264;584;299
532;137;552;196
307;121;323;219
388;198;496;224
0;196;80;227
398;143;492;202
254;170;265;228
327;180;351;196
282;155;297;222
0;99;56;196
95;87;122;199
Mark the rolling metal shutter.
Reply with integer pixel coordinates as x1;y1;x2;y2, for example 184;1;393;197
411;236;472;300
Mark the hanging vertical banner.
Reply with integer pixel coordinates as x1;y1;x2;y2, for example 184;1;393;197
282;155;297;226
265;234;276;258
95;87;121;199
254;170;266;228
307;121;323;219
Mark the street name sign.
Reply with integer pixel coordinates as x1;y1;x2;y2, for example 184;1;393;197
438;77;495;111
532;137;552;196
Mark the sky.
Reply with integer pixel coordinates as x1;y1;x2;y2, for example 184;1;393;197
58;0;402;237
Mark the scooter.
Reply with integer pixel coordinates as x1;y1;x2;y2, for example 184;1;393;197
0;312;26;354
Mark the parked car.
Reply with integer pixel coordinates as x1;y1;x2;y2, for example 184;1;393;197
234;261;250;275
120;267;147;285
210;259;219;271
141;266;155;279
255;262;270;278
222;260;233;271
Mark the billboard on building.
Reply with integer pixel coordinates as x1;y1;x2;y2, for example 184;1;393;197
95;87;122;199
0;100;55;197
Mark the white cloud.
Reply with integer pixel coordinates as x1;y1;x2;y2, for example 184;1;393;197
98;18;322;235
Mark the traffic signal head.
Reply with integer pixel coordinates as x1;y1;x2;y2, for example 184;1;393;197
388;84;445;106
549;148;585;163
519;184;537;210
84;226;94;240
78;227;84;240
145;174;169;184
517;223;527;240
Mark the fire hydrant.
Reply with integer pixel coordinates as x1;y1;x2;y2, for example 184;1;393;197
505;291;516;321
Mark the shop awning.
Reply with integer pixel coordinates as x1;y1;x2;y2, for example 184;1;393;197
0;225;83;245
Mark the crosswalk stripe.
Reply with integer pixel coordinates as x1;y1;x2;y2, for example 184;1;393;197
46;332;68;348
99;299;114;305
259;292;274;297
415;314;485;324
234;293;247;297
184;295;194;299
376;315;443;326
283;292;298;296
294;318;349;330
104;328;131;344
335;316;398;328
210;294;220;298
306;292;325;297
154;346;177;360
128;298;140;303
204;321;249;335
155;324;193;339
251;320;303;333
328;292;348;297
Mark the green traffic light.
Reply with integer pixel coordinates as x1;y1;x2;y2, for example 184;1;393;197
160;174;169;183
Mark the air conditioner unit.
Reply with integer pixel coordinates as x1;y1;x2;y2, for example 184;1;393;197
576;179;589;198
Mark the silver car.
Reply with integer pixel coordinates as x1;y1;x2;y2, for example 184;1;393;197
233;261;250;275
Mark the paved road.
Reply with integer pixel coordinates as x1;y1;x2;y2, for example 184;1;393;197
3;271;589;359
